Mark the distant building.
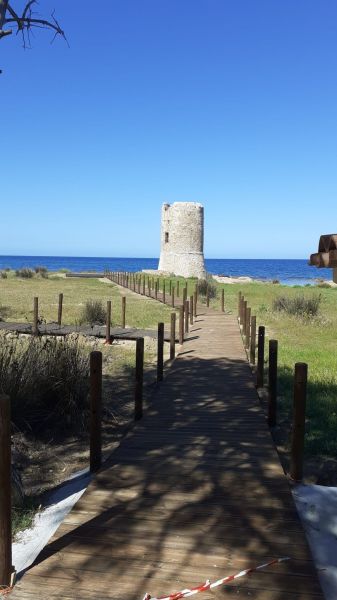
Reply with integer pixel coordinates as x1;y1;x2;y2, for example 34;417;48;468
158;202;206;279
309;234;337;282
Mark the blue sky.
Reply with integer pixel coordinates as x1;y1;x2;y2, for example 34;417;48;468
1;0;337;258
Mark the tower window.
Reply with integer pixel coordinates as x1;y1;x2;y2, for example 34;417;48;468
165;232;169;243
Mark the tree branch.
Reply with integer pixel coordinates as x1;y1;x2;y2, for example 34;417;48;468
1;1;67;46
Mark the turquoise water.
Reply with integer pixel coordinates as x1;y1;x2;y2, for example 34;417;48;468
0;256;331;286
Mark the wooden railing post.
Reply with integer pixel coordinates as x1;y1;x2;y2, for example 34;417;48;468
194;290;197;317
290;363;308;481
121;296;126;329
170;313;176;360
239;295;244;328
189;295;194;325
245;307;251;349
171;287;175;308
90;351;102;473
163;281;166;304
243;300;248;337
135;338;144;420
106;300;111;344
157;323;164;382
0;394;12;589
184;300;189;334
256;326;265;387
268;340;278;427
206;286;210;308
33;296;38;335
221;288;225;313
250;316;256;364
238;292;242;321
57;293;63;326
182;286;187;309
155;280;158;300
177;280;180;297
179;305;184;344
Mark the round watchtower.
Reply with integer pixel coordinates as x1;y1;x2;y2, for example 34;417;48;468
158;202;206;279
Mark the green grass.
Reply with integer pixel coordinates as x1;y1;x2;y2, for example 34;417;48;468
219;282;337;459
0;272;173;328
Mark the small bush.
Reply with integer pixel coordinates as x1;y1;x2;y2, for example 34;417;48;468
0;304;11;321
1;271;8;279
272;279;280;284
34;266;48;274
15;268;34;279
0;333;90;432
80;299;106;324
197;278;217;299
273;294;321;318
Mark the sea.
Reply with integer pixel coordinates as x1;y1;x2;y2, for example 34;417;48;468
0;256;332;286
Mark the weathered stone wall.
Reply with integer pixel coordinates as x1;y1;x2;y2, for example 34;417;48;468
158;202;206;279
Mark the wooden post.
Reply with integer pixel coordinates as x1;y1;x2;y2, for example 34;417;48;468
242;300;247;335
182;286;187;308
135;338;144;420
245;307;251;349
57;293;63;326
185;300;189;334
90;352;102;473
171;287;175;308
238;292;242;321
256;326;265;388
179;305;184;344
194;290;197;317
32;296;39;335
106;300;111;344
170;313;176;360
250;316;256;364
268;340;278;427
0;394;12;589
239;295;244;327
177;280;180;297
189;295;194;325
290;363;308;481
142;278;145;295
155;280;158;300
157;323;164;382
206;286;210;308
121;296;126;329
163;281;166;304
169;280;172;295
221;288;225;313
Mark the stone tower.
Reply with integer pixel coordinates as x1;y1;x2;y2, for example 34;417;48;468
158;202;206;279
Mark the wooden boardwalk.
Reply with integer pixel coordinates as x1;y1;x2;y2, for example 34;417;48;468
10;308;323;600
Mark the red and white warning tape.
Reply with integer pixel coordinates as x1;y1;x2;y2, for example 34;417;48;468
142;556;289;600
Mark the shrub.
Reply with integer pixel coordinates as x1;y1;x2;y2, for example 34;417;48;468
15;268;34;279
197;278;217;299
273;294;321;318
34;266;48;274
0;304;11;321
1;271;8;279
0;333;90;432
80;299;106;324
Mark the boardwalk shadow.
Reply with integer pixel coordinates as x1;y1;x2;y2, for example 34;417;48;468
22;351;322;599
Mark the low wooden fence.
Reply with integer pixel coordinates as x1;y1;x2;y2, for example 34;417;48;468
237;291;308;483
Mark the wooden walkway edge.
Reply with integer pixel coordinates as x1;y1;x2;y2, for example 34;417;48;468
10;308;323;600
